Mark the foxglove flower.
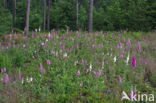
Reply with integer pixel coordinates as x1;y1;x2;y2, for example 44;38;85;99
92;44;95;48
80;82;83;87
131;57;136;67
1;68;6;73
47;60;51;65
120;55;124;59
114;56;117;63
93;70;102;77
63;53;67;58
127;39;131;47
77;71;80;77
5;74;9;83
119;76;122;83
126;54;130;65
117;42;122;48
32;33;34;38
138;43;141;51
19;72;22;80
40;64;45;72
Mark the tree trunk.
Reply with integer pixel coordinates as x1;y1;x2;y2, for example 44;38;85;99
12;0;16;28
25;0;31;36
4;0;7;8
76;0;79;29
47;0;51;32
88;0;93;32
43;0;46;31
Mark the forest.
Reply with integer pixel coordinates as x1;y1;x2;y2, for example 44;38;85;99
0;0;156;103
0;0;156;35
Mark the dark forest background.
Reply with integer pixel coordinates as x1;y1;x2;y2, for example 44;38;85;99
0;0;155;35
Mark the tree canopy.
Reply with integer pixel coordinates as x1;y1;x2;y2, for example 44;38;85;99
0;0;155;35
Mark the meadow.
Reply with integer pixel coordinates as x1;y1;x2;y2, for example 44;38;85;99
0;30;156;103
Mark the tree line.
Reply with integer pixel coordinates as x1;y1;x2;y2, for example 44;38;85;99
0;0;155;35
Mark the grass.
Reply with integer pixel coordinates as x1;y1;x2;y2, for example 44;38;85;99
0;30;156;103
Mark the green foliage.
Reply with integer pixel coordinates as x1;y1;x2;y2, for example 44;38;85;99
0;5;12;36
8;47;26;68
0;50;12;70
50;1;76;30
15;1;27;30
0;31;156;102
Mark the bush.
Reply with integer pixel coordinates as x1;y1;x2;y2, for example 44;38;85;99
0;50;12;70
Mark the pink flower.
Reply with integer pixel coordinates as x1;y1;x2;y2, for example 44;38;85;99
131;57;136;67
120;55;124;59
77;71;80;77
40;64;45;73
1;68;6;73
80;82;83;87
32;33;34;38
94;70;102;77
127;40;131;47
119;76;122;83
92;44;95;48
117;42;122;48
19;72;22;80
5;74;9;83
47;60;51;65
138;43;141;51
81;60;84;65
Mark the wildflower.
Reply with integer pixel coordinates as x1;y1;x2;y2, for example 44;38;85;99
48;33;51;38
127;39;131;47
35;29;37;32
80;82;83;87
32;33;34;38
41;42;44;46
4;74;9;83
93;70;102;77
46;39;48;42
92;44;95;48
120;54;124;59
81;59;84;65
1;78;4;82
89;63;92;70
40;64;45;72
19;72;22;80
119;76;122;83
39;27;41;32
1;68;6;73
26;77;33;83
55;52;58;57
23;44;26;48
114;56;117;63
131;57;136;67
126;54;130;65
124;47;127;51
117;42;122;48
30;77;33;82
77;71;80;77
47;60;51;65
63;53;67;58
74;61;79;66
138;43;141;51
21;78;24;84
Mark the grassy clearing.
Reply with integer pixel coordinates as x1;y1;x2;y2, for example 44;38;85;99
0;31;156;103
